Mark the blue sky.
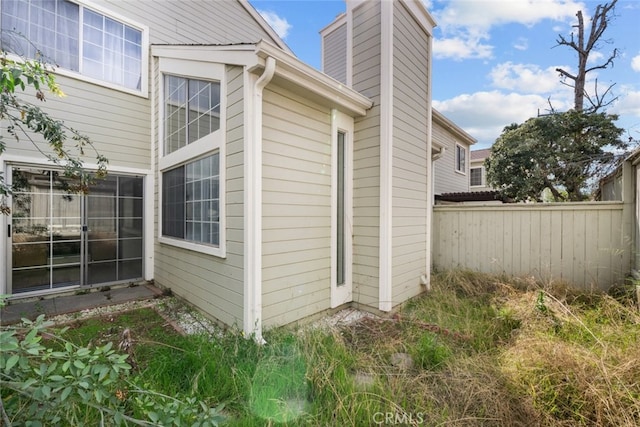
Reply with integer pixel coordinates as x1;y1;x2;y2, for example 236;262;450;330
250;0;640;150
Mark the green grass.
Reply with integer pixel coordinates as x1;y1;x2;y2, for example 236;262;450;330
45;271;640;426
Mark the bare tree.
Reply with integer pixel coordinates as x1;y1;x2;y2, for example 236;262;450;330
555;0;618;112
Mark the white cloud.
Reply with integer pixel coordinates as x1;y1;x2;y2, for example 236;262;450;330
433;35;493;60
587;51;604;64
431;0;585;60
513;37;528;51
611;90;640;118
434;0;585;31
433;91;571;145
489;62;566;94
258;10;291;39
632;54;640;72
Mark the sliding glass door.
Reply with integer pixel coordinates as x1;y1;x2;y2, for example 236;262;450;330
9;167;143;294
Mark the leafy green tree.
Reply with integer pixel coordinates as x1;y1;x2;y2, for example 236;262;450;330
486;0;632;202
0;49;108;213
486;111;626;202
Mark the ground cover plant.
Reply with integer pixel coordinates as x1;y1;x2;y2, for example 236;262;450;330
2;271;638;426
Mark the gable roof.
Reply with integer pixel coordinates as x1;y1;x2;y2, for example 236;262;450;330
471;148;491;161
432;109;476;146
151;41;372;117
238;0;293;54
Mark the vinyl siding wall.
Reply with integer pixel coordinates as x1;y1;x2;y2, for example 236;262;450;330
323;23;348;85
88;0;278;45
153;65;245;327
261;84;333;326
1;0;277;171
433;122;470;195
351;1;382;307
391;1;429;304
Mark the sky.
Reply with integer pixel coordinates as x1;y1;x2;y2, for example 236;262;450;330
249;0;640;150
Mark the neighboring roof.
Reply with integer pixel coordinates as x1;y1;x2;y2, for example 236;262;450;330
471;148;491;161
238;0;293;54
432;109;476;146
436;191;504;203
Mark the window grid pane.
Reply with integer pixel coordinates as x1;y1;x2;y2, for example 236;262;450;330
164;75;220;155
162;153;220;247
470;168;483;186
1;0;141;89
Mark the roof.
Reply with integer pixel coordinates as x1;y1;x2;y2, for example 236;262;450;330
238;0;293;54
436;191;505;203
432;109;476;146
151;42;373;117
471;148;491;161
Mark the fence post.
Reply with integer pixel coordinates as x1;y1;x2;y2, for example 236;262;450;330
621;160;635;274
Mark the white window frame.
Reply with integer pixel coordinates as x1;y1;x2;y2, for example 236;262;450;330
1;0;149;96
157;58;226;258
455;143;466;175
331;109;353;308
470;166;484;187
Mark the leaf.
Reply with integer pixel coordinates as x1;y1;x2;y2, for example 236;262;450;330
5;354;19;372
73;359;86;369
60;386;72;402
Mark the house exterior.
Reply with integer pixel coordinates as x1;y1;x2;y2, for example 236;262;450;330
469;148;492;192
430;109;476;196
1;0;438;340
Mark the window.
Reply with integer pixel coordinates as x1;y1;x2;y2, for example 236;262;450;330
1;0;144;91
162;153;220;247
470;167;483;186
158;61;225;257
455;144;466;174
164;75;220;155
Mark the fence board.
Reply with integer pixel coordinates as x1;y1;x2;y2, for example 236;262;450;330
432;202;631;290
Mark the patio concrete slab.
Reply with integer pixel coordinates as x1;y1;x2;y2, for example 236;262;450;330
0;283;163;326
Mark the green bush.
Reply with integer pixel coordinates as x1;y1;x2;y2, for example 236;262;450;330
0;314;224;426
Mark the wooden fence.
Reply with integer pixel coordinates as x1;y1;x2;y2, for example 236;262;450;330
432;202;633;290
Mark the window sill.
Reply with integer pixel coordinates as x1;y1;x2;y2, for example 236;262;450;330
55;67;148;98
159;236;226;259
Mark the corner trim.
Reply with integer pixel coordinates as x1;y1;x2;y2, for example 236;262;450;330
379;0;394;312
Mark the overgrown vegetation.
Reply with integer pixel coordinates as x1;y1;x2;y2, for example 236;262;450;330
2;271;639;426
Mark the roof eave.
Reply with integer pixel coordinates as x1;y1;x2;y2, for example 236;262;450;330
253;40;373;117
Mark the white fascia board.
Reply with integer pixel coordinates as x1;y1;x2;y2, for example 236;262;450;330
253;41;372;117
400;0;437;34
151;45;259;67
432;109;477;145
237;0;294;54
319;12;346;37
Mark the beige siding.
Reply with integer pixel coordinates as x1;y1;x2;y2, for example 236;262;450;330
391;1;429;304
352;1;382;307
433;122;470;195
432;203;631;290
323;23;348;84
154;66;245;327
2;76;151;170
261;84;332;326
1;0;276;172
92;0;279;45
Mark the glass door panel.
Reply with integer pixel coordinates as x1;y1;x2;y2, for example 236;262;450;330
10;168;144;293
86;175;144;285
11;168;82;293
